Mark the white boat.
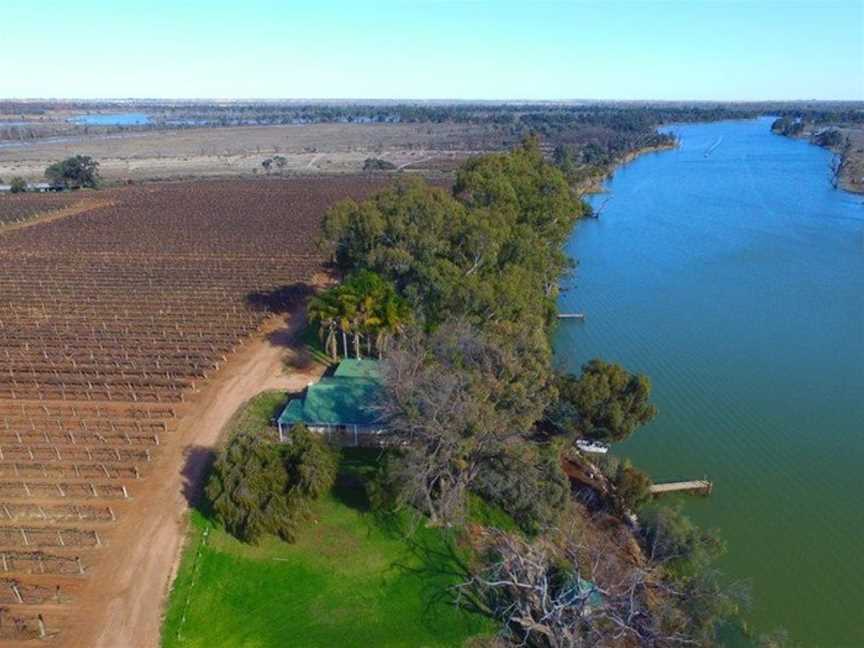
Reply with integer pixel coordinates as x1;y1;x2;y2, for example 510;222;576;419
575;439;610;454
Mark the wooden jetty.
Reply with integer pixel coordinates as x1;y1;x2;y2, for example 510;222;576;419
650;480;713;496
558;313;585;320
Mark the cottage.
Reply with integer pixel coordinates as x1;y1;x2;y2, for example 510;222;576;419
276;359;387;446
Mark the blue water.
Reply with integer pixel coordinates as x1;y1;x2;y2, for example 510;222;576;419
69;112;151;126
556;117;864;646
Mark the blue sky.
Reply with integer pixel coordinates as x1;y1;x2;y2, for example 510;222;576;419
3;0;862;100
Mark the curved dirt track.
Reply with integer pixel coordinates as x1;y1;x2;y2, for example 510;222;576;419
59;312;324;648
0;178;383;646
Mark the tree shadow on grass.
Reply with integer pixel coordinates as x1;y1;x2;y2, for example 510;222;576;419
329;447;387;513
388;529;495;630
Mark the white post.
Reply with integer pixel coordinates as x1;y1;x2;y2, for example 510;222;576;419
278;421;283;442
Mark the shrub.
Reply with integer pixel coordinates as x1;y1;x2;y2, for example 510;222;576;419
640;505;725;582
206;423;338;543
471;445;569;535
814;129;844;148
45;155;100;189
611;458;652;513
9;177;27;193
363;157;397;171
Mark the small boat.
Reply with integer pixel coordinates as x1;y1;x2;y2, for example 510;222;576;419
576;439;610;454
704;136;723;157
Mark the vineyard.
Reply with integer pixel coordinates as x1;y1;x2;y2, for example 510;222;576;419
0;192;104;228
0;177;386;642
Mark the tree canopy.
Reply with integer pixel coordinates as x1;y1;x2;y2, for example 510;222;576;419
376;320;553;526
45;155;100;189
548;359;657;443
307;270;411;360
322;137;584;332
9;177;27;193
316;138;735;644
206;422;338;543
470;443;569;535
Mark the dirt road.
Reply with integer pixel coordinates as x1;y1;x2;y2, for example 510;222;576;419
58;311;325;648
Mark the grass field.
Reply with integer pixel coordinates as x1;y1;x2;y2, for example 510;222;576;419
162;393;493;648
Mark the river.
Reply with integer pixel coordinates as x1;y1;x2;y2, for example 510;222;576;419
555;117;864;646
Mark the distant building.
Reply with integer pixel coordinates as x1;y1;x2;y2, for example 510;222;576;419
276;359;388;446
0;182;59;193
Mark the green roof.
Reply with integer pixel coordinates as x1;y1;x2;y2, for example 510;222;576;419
333;359;383;380
278;361;384;428
278;399;306;425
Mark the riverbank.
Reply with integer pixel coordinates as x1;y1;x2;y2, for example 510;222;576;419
772;123;864;194
576;141;678;195
827;128;863;194
557;117;864;646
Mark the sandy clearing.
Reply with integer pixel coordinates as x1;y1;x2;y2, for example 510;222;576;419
57;308;326;648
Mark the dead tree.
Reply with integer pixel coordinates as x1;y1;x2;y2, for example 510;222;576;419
455;528;724;648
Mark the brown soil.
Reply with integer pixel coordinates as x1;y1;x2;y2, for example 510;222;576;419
0;195;117;233
59;310;326;648
0;177;378;645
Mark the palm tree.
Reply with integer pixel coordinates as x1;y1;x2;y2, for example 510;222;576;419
308;271;411;362
307;292;339;360
341;270;383;359
374;290;411;358
335;286;358;360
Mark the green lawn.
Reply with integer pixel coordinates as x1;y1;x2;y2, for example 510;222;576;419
162;395;493;648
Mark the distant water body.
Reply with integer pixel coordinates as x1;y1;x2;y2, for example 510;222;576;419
556;117;863;646
69;112;152;125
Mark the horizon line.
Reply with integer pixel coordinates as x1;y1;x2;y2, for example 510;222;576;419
3;97;863;104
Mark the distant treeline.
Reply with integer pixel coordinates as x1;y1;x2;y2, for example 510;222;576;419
3;102;861;183
3;99;862;129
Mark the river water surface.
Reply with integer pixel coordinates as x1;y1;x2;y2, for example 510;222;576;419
555;118;863;646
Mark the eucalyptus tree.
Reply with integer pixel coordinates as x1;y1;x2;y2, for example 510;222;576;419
548;359;657;443
322;137;584;333
377;320;552;527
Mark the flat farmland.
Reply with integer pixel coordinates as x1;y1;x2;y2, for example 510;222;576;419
0;193;120;230
0;122;494;182
0;178;387;645
0;193;80;227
